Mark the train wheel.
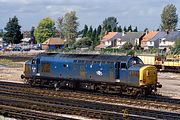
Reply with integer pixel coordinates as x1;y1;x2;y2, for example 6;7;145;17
54;82;60;91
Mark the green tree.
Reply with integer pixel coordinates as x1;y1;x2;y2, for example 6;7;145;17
82;24;88;37
175;37;180;48
30;26;36;44
133;26;138;32
102;17;118;35
117;26;122;32
127;25;132;32
144;28;149;32
87;26;93;38
0;29;3;37
75;37;92;48
34;17;55;43
91;28;97;47
57;11;79;47
123;26;127;32
122;42;133;50
107;25;112;33
113;27;117;32
96;25;102;44
4;16;22;44
160;4;178;31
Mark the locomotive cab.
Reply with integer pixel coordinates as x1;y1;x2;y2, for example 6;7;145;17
21;58;40;79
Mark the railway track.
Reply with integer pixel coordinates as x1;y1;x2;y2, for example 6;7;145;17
0;81;180;119
0;105;76;120
0;90;180;119
0;81;179;111
1;81;180;105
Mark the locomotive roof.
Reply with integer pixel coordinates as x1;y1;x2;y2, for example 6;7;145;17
38;53;135;62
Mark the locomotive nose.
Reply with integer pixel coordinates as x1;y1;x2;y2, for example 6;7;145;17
139;65;157;86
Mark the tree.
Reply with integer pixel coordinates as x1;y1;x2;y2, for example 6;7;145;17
91;28;97;47
127;25;132;32
97;25;102;37
160;4;178;31
0;29;3;37
113;27;117;32
82;24;88;37
4;16;22;44
34;17;55;43
75;37;92;48
122;42;133;50
87;26;93;38
175;38;180;48
96;25;102;44
123;26;127;32
57;11;79;47
133;26;138;32
102;17;118;35
117;26;122;32
30;26;36;44
144;28;149;32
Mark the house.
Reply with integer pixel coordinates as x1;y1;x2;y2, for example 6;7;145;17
95;32;122;50
146;32;167;49
117;32;145;48
159;31;180;50
141;31;158;49
42;38;65;50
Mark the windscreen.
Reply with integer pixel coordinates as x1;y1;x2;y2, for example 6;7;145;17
128;57;144;67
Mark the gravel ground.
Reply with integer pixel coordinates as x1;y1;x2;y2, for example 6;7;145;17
158;72;180;98
0;61;180;98
0;62;23;82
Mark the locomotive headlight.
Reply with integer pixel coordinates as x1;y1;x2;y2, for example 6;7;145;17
146;70;149;76
140;79;146;83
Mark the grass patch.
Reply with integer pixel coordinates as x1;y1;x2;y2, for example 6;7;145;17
0;58;12;62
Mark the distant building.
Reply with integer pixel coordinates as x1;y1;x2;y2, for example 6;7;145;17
117;32;145;48
146;32;167;49
95;32;122;50
159;31;180;50
141;31;158;49
22;31;31;38
42;38;65;50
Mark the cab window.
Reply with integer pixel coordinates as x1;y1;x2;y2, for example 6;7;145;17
121;63;127;69
128;57;143;67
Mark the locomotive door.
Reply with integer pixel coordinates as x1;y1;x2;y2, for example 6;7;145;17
115;62;120;79
119;62;129;83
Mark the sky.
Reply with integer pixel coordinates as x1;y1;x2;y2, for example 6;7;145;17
0;0;180;31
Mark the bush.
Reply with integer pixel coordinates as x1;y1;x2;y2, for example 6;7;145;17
127;50;135;56
122;42;133;50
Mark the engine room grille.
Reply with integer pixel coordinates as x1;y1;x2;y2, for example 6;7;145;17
41;63;50;72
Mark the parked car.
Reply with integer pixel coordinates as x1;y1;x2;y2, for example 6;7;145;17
22;48;31;51
12;47;22;51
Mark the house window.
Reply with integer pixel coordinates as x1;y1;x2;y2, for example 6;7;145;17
150;41;152;44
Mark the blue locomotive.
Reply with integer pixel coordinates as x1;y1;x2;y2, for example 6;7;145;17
21;53;162;95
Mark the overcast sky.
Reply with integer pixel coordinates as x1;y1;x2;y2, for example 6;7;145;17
0;0;179;31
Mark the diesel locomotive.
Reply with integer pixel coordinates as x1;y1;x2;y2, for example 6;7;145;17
21;53;162;96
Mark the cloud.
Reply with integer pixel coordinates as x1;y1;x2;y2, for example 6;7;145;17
0;0;180;31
